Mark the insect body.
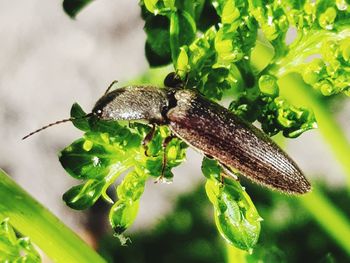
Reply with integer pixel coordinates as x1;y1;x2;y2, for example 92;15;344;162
92;85;311;194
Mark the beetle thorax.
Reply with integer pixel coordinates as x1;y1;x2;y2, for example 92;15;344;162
93;86;169;123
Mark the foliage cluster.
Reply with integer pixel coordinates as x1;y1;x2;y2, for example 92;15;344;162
58;0;350;252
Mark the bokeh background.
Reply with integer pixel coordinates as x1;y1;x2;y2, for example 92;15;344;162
1;0;350;262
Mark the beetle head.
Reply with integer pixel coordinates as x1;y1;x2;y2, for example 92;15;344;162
92;89;125;120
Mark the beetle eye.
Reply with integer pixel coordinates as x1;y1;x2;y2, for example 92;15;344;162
94;109;102;116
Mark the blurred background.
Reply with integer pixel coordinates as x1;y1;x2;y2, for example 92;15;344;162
1;0;350;262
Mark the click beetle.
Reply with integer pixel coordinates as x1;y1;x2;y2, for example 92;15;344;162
23;73;311;194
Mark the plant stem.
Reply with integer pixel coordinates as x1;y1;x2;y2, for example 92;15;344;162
299;188;350;255
226;243;247;263
0;168;106;263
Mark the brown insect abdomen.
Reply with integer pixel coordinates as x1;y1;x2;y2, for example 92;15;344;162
167;90;311;194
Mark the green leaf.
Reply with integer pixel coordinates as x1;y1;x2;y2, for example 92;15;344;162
258;75;279;97
63;179;105;210
70;103;90;131
59;137;116;180
201;157;221;180
109;200;140;235
170;10;196;63
144;16;172;67
143;0;175;15
229;89;317;138
106;169;149;239
145;42;172;67
59;0;350;256
196;0;220;31
61;102;187;235
205;178;262;252
62;0;94;18
116;170;148;202
203;159;261;252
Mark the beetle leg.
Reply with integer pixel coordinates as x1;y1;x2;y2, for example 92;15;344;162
182;72;189;88
219;163;239;181
204;154;214;159
174;69;189;88
161;136;174;175
155;135;176;183
219;165;239;188
104;80;119;95
142;124;156;157
219;173;225;187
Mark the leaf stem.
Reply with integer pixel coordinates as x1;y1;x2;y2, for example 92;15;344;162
226;243;247;263
299;188;350;255
0;168;106;263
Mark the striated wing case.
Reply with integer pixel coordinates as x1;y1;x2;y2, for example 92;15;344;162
167;89;311;194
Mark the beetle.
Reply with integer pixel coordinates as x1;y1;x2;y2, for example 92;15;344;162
23;73;311;194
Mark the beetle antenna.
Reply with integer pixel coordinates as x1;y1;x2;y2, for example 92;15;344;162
104;80;119;95
22;113;93;140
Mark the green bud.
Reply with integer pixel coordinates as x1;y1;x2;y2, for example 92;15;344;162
109;200;140;234
336;0;349;11
176;46;189;77
321;40;337;63
144;0;175;15
304;2;316;15
278;15;289;32
222;1;240;25
215;28;244;64
83;140;93;151
318;7;337;30
334;74;350;90
258;75;279;97
303;70;320;85
326;60;341;76
319;80;334;96
215;38;233;54
117;171;147;202
344;88;350;96
340;39;350;62
302;58;324;85
275;99;295;128
144;0;158;13
277;113;294;128
261;23;278;41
